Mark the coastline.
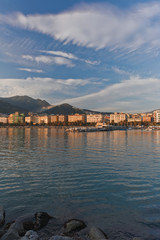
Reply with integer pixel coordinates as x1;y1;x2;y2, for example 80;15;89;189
0;208;143;240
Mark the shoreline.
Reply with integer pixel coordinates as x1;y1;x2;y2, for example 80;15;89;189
0;208;143;240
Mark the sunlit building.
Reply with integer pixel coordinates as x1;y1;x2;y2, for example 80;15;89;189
86;114;104;123
0;115;8;124
153;110;160;123
68;114;86;123
8;112;25;124
110;112;127;123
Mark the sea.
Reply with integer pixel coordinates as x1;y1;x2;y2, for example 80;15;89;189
0;127;160;239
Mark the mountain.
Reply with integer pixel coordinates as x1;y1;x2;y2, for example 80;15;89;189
44;103;85;115
0;96;50;113
0;100;24;114
44;103;112;115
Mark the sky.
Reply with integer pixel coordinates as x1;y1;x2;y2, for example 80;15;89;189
0;0;160;112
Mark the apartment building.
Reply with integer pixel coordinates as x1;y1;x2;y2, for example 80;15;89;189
39;115;51;124
58;115;68;122
50;115;58;123
86;114;104;123
153;110;160;123
110;112;127;123
0;115;8;124
68;114;86;123
8;112;25;124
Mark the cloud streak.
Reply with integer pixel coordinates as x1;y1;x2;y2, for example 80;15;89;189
22;54;74;67
1;2;160;52
18;68;43;73
58;75;160;112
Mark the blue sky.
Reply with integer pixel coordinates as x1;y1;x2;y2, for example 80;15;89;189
0;0;160;112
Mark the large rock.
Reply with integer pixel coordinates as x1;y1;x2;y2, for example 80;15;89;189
21;230;39;240
49;236;73;240
34;212;52;230
0;206;5;226
0;226;20;240
89;226;108;240
133;238;143;240
1;215;33;240
64;219;86;234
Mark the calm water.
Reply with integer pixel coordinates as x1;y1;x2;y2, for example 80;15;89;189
0;127;160;239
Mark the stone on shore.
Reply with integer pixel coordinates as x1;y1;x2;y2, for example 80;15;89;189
21;230;39;240
89;226;108;240
49;236;73;240
0;226;20;240
64;219;86;234
34;212;52;230
133;238;143;240
0;206;5;226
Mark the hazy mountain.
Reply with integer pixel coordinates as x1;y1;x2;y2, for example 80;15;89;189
0;100;24;114
44;103;112;115
0;96;50;113
44;103;85;115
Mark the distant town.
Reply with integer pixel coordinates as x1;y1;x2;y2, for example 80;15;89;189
0;110;160;127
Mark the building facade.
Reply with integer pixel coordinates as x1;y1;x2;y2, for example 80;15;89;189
68;114;86;123
86;114;104;123
110;112;127;123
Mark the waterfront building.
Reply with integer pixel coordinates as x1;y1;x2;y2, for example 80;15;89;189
110;112;127;123
127;117;141;123
50;115;58;123
58;115;68;122
86;114;104;123
39;115;51;124
68;114;86;123
8;112;25;124
142;114;153;122
0;115;8;124
25;115;39;124
153;110;160;123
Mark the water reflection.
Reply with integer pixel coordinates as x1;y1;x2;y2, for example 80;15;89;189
1;128;160;238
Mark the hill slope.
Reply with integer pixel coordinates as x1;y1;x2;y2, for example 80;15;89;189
0;100;24;114
0;96;50;113
44;103;85;115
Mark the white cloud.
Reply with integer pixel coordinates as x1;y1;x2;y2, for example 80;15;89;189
0;77;93;102
1;2;160;52
18;68;43;73
0;75;160;112
58;76;160;112
22;54;74;67
40;50;78;60
112;66;130;75
40;50;100;65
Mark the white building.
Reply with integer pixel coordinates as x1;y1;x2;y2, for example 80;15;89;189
153;110;160;123
86;114;104;123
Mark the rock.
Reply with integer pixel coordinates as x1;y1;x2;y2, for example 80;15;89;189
49;236;73;240
89;226;108;240
0;206;5;226
64;219;86;234
20;230;39;240
1;219;25;240
133;238;143;240
0;227;20;240
0;229;5;238
23;221;34;231
34;212;52;230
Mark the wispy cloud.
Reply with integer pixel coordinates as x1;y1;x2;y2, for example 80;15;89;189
40;50;100;65
22;54;74;67
18;68;44;73
40;50;78;60
112;66;130;75
58;75;160;112
1;2;160;53
0;77;96;102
